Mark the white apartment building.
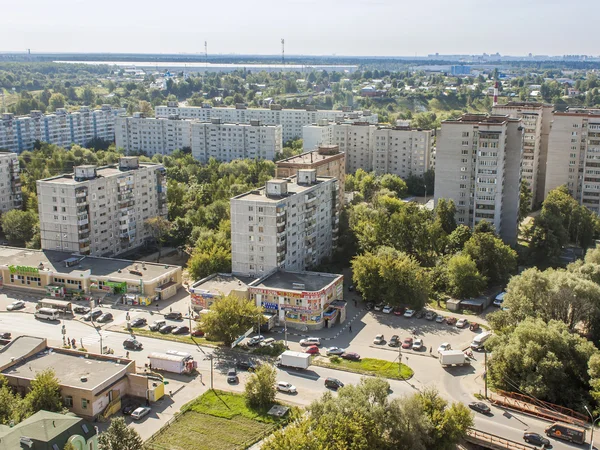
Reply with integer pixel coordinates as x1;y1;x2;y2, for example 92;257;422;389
492;102;553;205
0;105;125;153
115;114;192;156
0;152;22;213
545;108;600;214
37;157;167;257
155;102;377;142
231;169;339;277
434;114;523;245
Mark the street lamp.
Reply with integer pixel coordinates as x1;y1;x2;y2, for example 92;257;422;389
584;405;600;450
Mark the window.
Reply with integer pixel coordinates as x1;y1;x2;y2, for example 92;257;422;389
248;226;254;232
248;206;253;212
65;395;73;407
82;398;88;409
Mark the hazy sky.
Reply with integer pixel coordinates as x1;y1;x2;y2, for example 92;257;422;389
1;0;597;56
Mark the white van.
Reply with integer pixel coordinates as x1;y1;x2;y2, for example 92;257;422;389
471;331;492;350
493;292;506;307
34;308;60;321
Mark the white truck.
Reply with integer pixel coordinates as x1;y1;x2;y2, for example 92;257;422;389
148;352;195;374
471;331;492;350
276;351;311;370
439;350;470;367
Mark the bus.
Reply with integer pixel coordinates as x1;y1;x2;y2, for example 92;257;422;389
37;299;73;315
34;308;61;321
544;422;586;444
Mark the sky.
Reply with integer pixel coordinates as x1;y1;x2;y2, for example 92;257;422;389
1;0;598;57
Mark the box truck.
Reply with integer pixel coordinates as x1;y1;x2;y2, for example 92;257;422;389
276;351;311;369
471;331;492;350
439;350;469;367
148;352;196;374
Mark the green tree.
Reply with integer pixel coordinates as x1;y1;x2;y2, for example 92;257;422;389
244;363;277;409
81;87;96;105
144;216;172;263
519;180;532;222
434;198;457;234
63;443;76;450
48;93;65;110
379;174;407;198
98;417;143;450
187;243;231;280
445;225;472;254
463;232;517;285
446;254;487;299
23;369;62;416
0;375;23;424
1;210;38;245
200;294;263;346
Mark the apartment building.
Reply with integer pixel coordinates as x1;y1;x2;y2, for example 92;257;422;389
231;169;339;277
545;108;600;214
37;156;167;257
492;102;553;205
115;113;192;155
0;105;125;153
155;102;377;142
434;114;523;245
276;145;345;206
0;152;22;213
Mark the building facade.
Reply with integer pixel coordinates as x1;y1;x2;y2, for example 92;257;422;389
37;157;167;257
0;152;21;213
545;108;600;214
0;105;125;153
115;113;192;156
231;170;339;278
155;103;377;142
434;114;523;245
492;102;553;205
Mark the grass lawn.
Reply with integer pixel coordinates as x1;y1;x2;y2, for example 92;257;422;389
128;327;223;347
145;390;286;450
313;356;413;380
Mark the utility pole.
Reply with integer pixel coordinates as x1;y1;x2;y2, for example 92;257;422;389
210;354;213;390
398;345;402;377
584;405;599;450
484;350;488;399
281;39;285;65
284;313;288;348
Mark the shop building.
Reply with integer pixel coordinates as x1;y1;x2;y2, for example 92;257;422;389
189;273;254;311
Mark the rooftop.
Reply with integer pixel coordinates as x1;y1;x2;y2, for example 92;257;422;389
38;162;162;185
232;175;335;203
0;246;180;284
0;336;46;371
443;114;516;126
250;270;342;292
190;273;256;296
495;101;547;109
276;148;343;166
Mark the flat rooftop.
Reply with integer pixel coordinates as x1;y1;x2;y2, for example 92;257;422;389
276;148;343;166
0;336;45;371
251;270;342;292
38;162;162;185
0;246;180;283
232;176;334;203
443;114;516;125
3;348;129;391
496;101;546;108
191;273;256;295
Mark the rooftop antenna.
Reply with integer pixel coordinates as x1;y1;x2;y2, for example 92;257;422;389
281;38;285;65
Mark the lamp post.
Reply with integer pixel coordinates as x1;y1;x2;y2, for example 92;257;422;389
203;354;214;390
584;405;600;450
424;184;427;204
398;345;402;377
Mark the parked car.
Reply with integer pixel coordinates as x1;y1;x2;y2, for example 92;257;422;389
227;368;238;384
365;302;374;310
7;300;25;311
159;324;176;334
191;329;205;337
523;432;550;448
131;406;151;420
260;338;275;347
446;317;457;326
236;360;258;372
129;317;147;328
326;347;345;356
402;337;413;349
437;343;452;353
247;335;264;346
425;311;437;321
165;312;183;320
374;303;384;311
412;339;423;351
415;310;425;319
393;306;406;316
341;352;361;361
469;322;480;332
276;381;297;394
305;345;320;355
435;315;445;323
172;326;190;335
324;377;344;390
468;402;491;415
0;332;11;340
388;335;400;347
373;334;385;345
299;337;321;347
73;305;90;314
382;305;393;314
149;320;166;331
404;309;415;318
83;310;103;321
122;403;139;415
123;338;142;350
494;292;506;307
348;285;354;292
97;313;113;323
456;318;468;328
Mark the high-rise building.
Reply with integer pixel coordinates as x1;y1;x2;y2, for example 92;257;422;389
115;114;192;156
0;105;125;153
155;103;377;142
0;152;22;213
492;102;553;205
230;169;339;277
37;157;167;257
545;108;600;214
434;114;523;245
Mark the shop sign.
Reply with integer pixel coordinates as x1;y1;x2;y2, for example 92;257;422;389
262;302;279;310
8;265;39;275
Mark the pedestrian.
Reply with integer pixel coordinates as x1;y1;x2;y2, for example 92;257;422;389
349;325;352;333
429;346;432;354
170;307;172;313
126;351;130;358
354;300;357;308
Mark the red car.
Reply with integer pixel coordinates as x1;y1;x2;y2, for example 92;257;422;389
191;329;205;337
305;345;320;355
393;307;406;316
401;337;413;349
446;317;457;326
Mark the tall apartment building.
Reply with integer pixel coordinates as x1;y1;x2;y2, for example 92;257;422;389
276;145;345;207
37;157;167;257
0;152;22;213
231;169;339;277
0;105;125;153
544;108;600;214
492;102;553;205
434;114;523;245
155;102;377;142
115;114;192;156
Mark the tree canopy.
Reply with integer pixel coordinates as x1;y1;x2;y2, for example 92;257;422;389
98;417;143;450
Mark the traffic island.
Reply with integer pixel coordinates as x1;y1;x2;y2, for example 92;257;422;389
125;327;224;347
312;356;414;380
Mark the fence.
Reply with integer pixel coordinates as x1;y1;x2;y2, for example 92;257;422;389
465;428;535;450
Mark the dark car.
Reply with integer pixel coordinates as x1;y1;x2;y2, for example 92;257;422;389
123;338;143;350
523;432;550;448
172;326;190;335
388;335;400;347
468;402;491;415
341;352;361;361
393;306;406;316
227;368;238;384
129;317;147;328
0;332;11;340
415;310;425;319
96;312;113;323
165;312;183;320
73;305;90;314
365;302;374;311
236;360;258;372
83;309;103;321
159;324;176;334
122;403;139;415
446;317;457;326
348;285;354;292
324;377;344;390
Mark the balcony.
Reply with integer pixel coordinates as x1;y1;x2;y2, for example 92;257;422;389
75;190;87;198
76;197;87;204
120;232;131;240
78;236;90;244
305;195;317;206
277;225;286;234
79;245;90;254
77;218;88;226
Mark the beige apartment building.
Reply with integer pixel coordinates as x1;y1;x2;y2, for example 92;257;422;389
231;169;339;278
435;114;523;245
0;152;22;213
115;113;192;155
545;108;600;214
37;157;167;257
492;102;553;205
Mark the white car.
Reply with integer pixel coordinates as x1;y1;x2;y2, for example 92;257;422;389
374;303;384;311
494;292;506;307
437;343;452;353
456;318;468;328
373;334;385;345
247;335;264;346
403;309;415;318
276;381;297;394
299;337;321;347
412;339;423;350
131;406;151;420
6;300;25;311
326;347;345;356
382;305;393;314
